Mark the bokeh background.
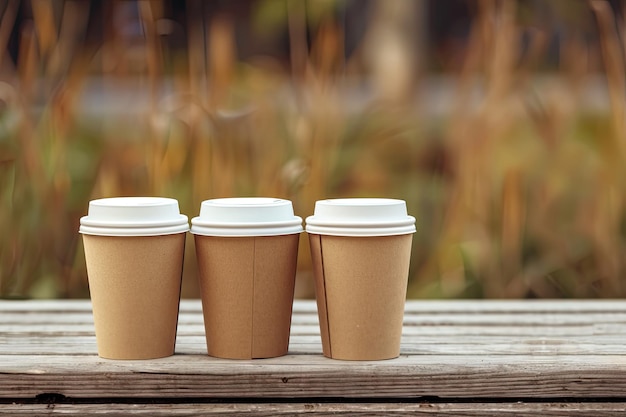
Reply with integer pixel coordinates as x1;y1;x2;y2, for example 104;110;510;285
1;0;626;299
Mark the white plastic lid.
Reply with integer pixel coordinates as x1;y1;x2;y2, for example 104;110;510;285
190;197;303;237
305;198;416;237
79;197;189;236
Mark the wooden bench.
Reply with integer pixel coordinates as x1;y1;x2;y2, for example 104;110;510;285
1;299;626;415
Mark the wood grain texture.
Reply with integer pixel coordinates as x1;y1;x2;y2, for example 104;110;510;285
1;402;626;416
1;299;626;412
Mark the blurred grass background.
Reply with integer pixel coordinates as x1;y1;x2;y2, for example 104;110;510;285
1;0;626;299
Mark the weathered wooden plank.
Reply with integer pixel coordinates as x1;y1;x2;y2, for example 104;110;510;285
1;402;626;416
1;353;626;399
2;299;626;403
399;300;626;313
3;311;626;330
2;335;626;356
4;325;626;342
4;323;626;340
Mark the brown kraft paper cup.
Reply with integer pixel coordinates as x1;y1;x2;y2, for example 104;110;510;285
83;233;185;359
309;233;413;360
195;234;299;359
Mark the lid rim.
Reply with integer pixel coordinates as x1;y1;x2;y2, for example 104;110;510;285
80;214;189;228
305;226;416;237
191;223;303;237
191;217;302;227
305;217;415;227
191;230;303;237
79;224;189;237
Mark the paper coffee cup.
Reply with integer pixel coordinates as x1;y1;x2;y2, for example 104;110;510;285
191;197;302;359
80;197;189;359
306;198;416;360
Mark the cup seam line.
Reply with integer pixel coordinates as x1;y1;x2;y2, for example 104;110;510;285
251;237;256;359
319;236;332;358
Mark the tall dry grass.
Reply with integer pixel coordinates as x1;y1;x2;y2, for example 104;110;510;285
0;0;625;298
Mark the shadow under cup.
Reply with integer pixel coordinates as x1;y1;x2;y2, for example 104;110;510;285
80;197;189;360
